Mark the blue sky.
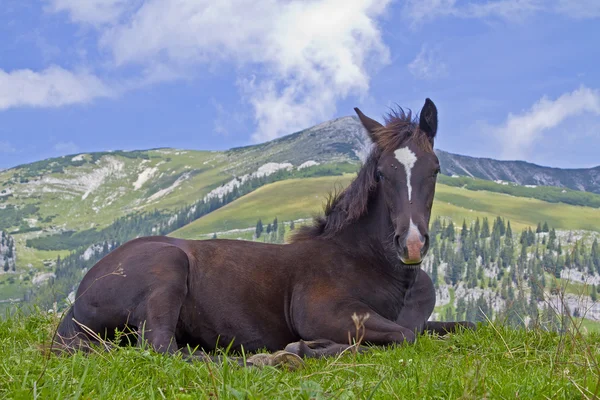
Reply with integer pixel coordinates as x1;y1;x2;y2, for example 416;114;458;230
1;0;599;170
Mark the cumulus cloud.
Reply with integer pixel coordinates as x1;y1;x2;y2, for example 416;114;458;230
48;0;391;142
0;66;113;110
493;86;600;160
407;44;447;80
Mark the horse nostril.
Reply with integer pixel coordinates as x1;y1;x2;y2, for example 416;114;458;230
394;235;401;250
421;234;430;256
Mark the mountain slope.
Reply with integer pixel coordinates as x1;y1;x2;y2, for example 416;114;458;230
171;177;600;239
1;116;598;240
437;150;600;193
224;115;600;193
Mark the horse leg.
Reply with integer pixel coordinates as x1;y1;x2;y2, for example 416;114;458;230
395;269;476;336
283;339;367;358
134;247;190;354
293;301;419;359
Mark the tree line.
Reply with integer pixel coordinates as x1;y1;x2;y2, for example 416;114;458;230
428;216;599;331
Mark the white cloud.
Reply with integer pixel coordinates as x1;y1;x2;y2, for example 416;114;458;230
407;44;447;80
555;0;600;19
0;66;113;110
54;141;80;154
46;0;133;25
49;0;391;143
493;86;600;160
402;0;600;25
0;141;16;153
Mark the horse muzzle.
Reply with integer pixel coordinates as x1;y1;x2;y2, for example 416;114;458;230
395;230;429;266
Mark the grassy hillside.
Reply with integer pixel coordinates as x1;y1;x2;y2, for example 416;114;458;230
0;149;231;233
171;175;354;237
171;177;600;239
1;311;599;399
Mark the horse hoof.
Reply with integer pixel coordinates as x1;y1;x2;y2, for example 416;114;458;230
247;351;304;371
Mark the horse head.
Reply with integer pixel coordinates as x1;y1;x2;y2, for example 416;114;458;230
355;99;440;266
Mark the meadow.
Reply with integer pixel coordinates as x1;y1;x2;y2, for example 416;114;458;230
171;176;600;239
1;308;599;399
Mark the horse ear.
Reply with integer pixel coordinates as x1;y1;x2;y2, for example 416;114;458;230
354;107;383;142
419;98;438;140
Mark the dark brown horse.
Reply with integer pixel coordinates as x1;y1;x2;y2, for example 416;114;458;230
55;99;474;367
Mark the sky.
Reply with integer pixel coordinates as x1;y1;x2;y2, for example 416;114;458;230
0;0;599;170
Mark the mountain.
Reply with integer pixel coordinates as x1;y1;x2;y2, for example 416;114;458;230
2;115;600;320
223;115;600;193
437;151;600;194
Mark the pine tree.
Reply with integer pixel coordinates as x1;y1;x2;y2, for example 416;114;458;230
273;217;278;233
466;299;478;322
431;217;443;237
466;257;477;288
461;220;468;242
536;222;542;234
290;220;295;230
557;240;562;255
547;228;557;251
266;223;272;235
3;260;8;272
451;260;465;285
496;217;506;236
212;233;217;239
481;217;490;238
431;259;439;288
505;221;513;246
542;221;549;233
445;221;456;242
474;218;481;239
255;219;263;238
520;229;527;245
592;239;599;273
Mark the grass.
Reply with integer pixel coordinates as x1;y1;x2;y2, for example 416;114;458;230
1;309;599;399
434;187;600;233
171;176;600;239
170;175;355;238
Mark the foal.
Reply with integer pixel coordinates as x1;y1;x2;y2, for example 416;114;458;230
55;98;474;368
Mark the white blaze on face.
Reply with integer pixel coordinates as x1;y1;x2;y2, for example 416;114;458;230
393;147;418;201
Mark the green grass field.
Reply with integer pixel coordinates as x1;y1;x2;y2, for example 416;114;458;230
171;176;600;239
1;310;599;399
171;175;355;238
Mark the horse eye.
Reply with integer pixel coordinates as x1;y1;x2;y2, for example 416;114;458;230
433;168;441;177
376;170;384;180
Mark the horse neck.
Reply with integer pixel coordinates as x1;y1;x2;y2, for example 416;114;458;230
330;192;420;283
